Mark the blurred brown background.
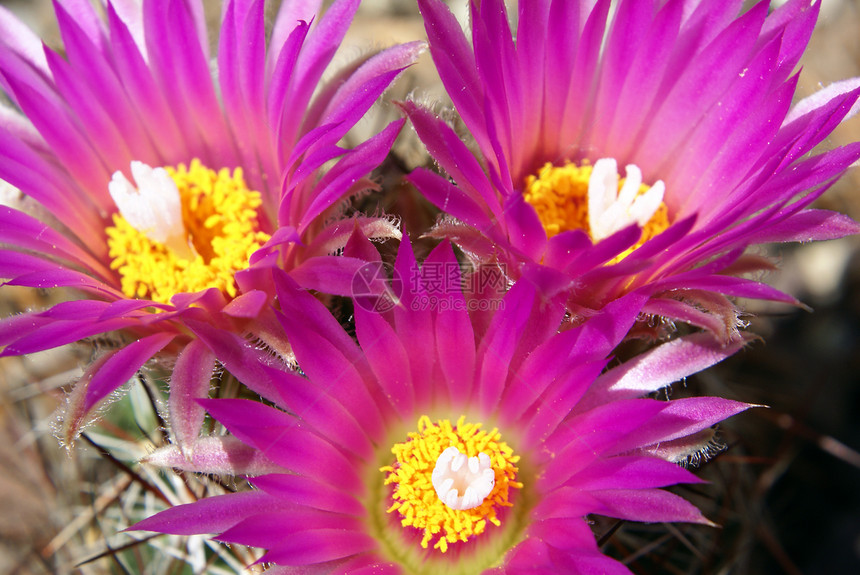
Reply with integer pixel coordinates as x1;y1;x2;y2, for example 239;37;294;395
1;0;860;574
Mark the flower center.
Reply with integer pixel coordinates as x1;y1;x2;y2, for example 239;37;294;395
523;158;669;256
380;416;521;553
106;159;270;304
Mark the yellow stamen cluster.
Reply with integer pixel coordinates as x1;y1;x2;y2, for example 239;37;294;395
380;416;521;553
106;159;270;304
523;161;669;252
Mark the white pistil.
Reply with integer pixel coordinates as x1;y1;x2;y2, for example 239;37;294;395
108;161;194;259
431;446;495;511
587;158;665;242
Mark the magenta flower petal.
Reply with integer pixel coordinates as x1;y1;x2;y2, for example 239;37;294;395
570;290;650;357
744;208;860;243
4;75;110;206
407;167;493;228
354;306;415;418
543;229;592;270
637;3;769;179
580;332;747;411
572;455;705;491
526;517;604;554
560;225;643;276
499;328;586;423
288;255;369;296
0;314;139;357
424;241;477;407
565;552;638;575
131;491;284;535
218;0;274;194
584;488;711;524
503;192;548;261
612;397;752;453
0;206;110;278
276;315;384;441
268;0;321;64
297;42;425;164
0;135;102;239
143;0;234;168
183;320;282;403
265;364;375;460
343;224;385;263
169;339;216;453
52;3;142;166
652;273;800;304
540;399;670;491
105;2;188;161
785;78;860;125
302;215;401;260
599;1;684;158
260;529;377;566
82;331;175;412
295;118;405;231
476;280;538;411
520;359;608;445
221;289;269;318
273;273;367;365
199;398;363;492
268;21;309;164
0;312;52;347
144;436;281;476
641;297;737;341
0;300;109;346
390;238;437;405
217;511;365;548
251;474;365;516
342;563;401;575
0;252;121;298
416;0;485;152
282;0;360;142
402;101;503;220
0;6;48;78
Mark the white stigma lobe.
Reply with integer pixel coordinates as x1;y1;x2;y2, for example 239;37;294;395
108;161;192;258
587;158;665;242
431;446;495;510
